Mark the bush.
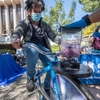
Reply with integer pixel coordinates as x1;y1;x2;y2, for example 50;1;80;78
51;45;61;52
0;49;15;55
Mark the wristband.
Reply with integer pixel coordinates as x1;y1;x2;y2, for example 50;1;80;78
82;14;91;26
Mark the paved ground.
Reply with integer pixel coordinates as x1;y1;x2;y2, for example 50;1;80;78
86;85;100;100
0;72;100;100
0;72;45;100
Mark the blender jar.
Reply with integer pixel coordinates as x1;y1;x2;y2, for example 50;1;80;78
61;27;82;58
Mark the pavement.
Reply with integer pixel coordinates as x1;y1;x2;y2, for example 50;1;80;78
0;72;100;100
86;85;100;100
0;72;46;100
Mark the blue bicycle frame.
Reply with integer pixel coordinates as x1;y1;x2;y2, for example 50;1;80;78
34;55;61;100
22;43;96;100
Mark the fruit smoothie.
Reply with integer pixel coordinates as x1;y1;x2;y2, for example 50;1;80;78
62;43;80;58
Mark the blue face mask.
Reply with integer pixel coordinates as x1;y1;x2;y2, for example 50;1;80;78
31;12;41;22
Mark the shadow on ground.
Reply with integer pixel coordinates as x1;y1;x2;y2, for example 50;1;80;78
0;73;38;100
0;73;100;100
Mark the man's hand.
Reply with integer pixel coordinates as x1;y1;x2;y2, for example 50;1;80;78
12;39;22;49
60;15;91;30
54;36;61;45
61;19;88;29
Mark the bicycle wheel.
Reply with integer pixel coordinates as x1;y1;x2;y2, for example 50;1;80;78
50;74;96;100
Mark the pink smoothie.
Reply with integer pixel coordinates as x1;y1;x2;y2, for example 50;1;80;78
62;43;80;58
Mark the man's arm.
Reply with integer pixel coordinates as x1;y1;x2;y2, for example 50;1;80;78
11;21;27;49
11;21;26;41
59;8;100;30
45;23;61;44
89;8;100;23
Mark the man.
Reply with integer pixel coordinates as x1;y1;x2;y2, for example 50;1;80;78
11;0;60;96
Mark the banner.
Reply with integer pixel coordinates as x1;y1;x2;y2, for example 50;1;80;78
78;54;100;84
0;54;26;87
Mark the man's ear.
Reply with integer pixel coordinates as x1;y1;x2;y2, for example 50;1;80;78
28;9;31;12
28;9;31;15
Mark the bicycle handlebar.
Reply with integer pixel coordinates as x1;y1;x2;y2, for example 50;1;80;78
21;44;61;56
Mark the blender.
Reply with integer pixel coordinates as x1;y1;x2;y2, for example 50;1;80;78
60;27;82;71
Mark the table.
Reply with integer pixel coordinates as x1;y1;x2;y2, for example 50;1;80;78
78;53;100;84
53;62;93;78
0;54;26;87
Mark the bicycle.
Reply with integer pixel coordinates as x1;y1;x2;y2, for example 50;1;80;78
22;42;96;100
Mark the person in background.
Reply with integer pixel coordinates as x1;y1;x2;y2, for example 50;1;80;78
11;0;60;96
90;26;100;52
92;25;100;38
89;26;100;43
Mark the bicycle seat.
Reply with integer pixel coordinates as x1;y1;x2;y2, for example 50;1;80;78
53;62;93;78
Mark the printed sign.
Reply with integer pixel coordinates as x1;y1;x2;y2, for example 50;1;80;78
78;54;100;84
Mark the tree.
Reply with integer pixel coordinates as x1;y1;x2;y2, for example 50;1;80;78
78;0;100;12
83;24;97;36
83;23;100;36
43;0;76;34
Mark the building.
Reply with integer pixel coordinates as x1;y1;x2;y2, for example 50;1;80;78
0;0;56;46
0;0;27;36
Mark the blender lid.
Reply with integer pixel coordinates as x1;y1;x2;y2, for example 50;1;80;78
60;25;82;33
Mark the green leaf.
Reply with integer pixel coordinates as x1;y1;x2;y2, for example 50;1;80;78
78;0;100;12
43;0;76;34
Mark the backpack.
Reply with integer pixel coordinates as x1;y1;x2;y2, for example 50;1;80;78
92;36;100;50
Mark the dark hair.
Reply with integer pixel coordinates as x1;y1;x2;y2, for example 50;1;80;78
95;26;100;32
25;0;45;11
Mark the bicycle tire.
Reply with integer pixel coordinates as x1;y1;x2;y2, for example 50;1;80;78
50;74;96;100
